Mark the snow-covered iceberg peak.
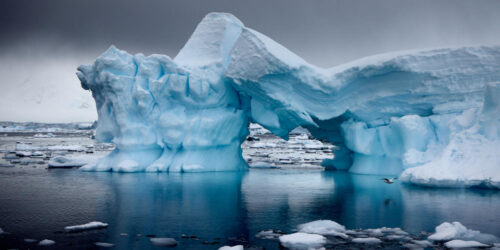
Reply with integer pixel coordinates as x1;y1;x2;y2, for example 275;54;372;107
78;12;500;184
175;12;243;68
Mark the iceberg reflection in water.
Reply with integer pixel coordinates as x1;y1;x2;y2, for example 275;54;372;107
0;168;499;249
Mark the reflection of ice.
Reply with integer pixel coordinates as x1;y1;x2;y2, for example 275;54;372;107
401;187;500;236
242;170;334;212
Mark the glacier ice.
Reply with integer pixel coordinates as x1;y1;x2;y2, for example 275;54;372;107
77;12;500;186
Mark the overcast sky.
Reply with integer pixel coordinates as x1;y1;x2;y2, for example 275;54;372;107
1;0;500;122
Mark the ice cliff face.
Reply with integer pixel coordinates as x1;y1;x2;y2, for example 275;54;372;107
77;13;500;187
77;13;249;172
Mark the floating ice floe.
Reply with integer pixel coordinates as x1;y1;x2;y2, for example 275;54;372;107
24;238;37;243
15;151;32;157
218;245;243;250
16;143;87;152
95;242;115;247
279;232;327;249
262;220;500;248
351;237;382;244
33;133;55;138
255;230;283;239
150;237;178;247
47;145;85;151
428;221;499;244
49;155;102;168
38;239;55;246
444;239;489;248
64;221;108;232
297;220;348;239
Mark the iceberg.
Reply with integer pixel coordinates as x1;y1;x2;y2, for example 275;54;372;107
78;12;500;186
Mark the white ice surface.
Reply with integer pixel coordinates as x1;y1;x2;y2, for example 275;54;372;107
428;221;498;244
298;220;347;239
38;239;55;246
149;238;178;247
49;155;101;168
351;237;382;244
64;221;108;232
279;232;327;249
444;239;489;248
218;245;244;250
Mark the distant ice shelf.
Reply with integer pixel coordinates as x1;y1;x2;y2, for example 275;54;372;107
77;12;500;188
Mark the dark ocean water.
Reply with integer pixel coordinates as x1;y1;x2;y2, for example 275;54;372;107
0;168;499;249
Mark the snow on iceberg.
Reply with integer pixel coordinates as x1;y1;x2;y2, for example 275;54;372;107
78;12;500;185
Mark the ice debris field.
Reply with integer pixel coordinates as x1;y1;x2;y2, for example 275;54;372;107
77;12;500;188
3;220;499;249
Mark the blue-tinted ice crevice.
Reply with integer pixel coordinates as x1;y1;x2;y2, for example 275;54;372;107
77;13;500;188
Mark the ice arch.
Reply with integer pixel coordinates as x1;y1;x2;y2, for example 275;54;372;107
77;13;500;187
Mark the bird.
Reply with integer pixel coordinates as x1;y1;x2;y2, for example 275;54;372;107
381;178;397;184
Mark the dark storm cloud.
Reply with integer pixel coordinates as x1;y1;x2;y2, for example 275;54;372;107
2;0;500;66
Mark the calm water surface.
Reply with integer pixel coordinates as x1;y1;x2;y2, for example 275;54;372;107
0;168;499;249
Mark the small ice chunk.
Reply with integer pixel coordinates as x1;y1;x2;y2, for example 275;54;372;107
24;238;38;243
218;245;243;250
428;221;498;244
297;220;348;239
34;133;55;138
0;164;14;167
47;145;85;151
412;240;432;247
279;232;326;249
64;221;108;232
402;243;424;249
380;227;408;235
31;151;45;157
150;238;178;247
95;242;115;247
0;228;4;234
444;239;489;248
256;230;282;239
364;228;384;237
351;237;382;244
38;239;55;246
49;155;100;168
15;151;32;157
385;235;406;240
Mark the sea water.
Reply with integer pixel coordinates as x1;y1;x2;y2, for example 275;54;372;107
0;168;499;249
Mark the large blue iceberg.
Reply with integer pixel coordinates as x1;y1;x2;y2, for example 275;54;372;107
77;13;500;188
